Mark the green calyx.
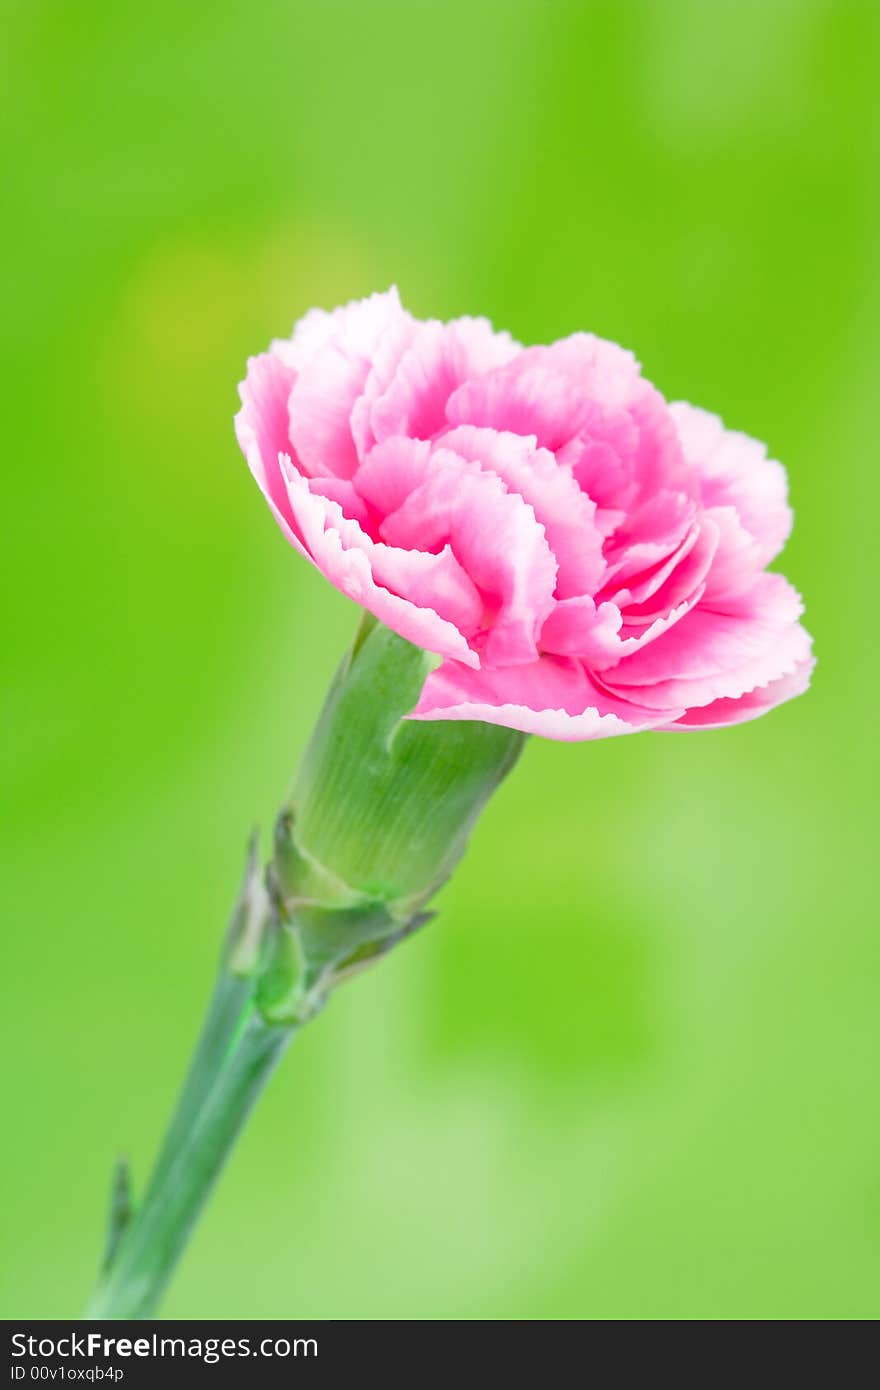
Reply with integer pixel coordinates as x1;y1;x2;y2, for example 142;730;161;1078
289;616;525;912
227;617;525;1024
88;621;526;1316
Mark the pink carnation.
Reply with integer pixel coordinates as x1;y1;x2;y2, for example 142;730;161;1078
236;288;813;739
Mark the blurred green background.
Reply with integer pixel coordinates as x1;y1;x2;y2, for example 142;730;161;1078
2;0;877;1320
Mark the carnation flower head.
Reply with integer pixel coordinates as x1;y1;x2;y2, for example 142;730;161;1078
236;288;812;739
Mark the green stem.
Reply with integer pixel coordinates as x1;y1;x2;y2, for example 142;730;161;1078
83;622;525;1319
86;1007;295;1319
143;969;254;1199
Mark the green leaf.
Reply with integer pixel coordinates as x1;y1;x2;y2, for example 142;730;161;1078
101;1156;134;1274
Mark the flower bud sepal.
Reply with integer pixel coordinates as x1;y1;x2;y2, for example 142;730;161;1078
254;864;425;1026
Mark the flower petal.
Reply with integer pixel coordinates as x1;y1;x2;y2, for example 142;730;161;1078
699;505;764;602
367;544;484;641
661;655;815;729
281;461;479;666
379;448;558;666
410;653;681;740
369;316;520;444
670;401;792;565
620;516;718;625
287;289;411;479
539;596;625;663
439;425;606;596
446;362;589;453
543;334;693;506
307;476;373;529
274;287;407;370
541;589;705;665
352;436;432;516
235;349;303;549
601;491;697;592
600;575;812;709
350;311;421;458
